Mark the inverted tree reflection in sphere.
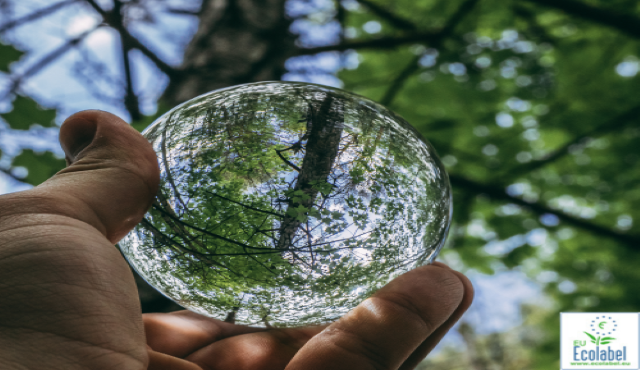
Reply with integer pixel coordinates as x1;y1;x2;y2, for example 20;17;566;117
119;81;452;326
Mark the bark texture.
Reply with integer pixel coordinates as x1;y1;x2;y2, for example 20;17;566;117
277;95;344;250
163;0;296;105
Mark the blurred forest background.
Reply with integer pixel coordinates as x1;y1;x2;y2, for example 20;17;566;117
1;0;639;368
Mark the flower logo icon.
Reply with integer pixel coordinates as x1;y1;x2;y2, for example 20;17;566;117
585;316;617;346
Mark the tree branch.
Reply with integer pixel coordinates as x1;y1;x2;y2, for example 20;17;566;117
0;0;77;34
113;1;141;120
298;0;477;57
83;0;104;15
522;0;640;39
165;7;199;16
505;103;640;180
380;0;479;105
380;55;421;105
275;148;302;172
152;204;278;251
295;31;442;55
354;0;418;31
205;191;284;218
513;4;557;45
84;0;177;77
0;166;24;183
2;27;96;99
336;0;346;42
449;174;640;248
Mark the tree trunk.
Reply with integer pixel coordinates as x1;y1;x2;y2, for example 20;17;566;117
163;0;295;105
139;0;295;312
277;95;344;251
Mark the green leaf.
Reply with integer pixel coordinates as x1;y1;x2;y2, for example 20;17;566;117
600;341;611;345
308;208;321;218
584;332;596;341
601;337;616;341
11;149;66;185
0;42;23;73
1;95;57;130
502;245;535;269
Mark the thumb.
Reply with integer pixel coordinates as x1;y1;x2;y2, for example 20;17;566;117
0;110;160;369
37;110;159;242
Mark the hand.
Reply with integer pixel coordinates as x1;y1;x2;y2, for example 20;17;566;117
0;110;473;370
144;259;472;370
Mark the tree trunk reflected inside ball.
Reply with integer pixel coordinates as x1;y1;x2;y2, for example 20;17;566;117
119;81;452;326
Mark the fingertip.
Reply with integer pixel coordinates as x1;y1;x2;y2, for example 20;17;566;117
47;109;160;242
286;265;469;370
387;264;467;310
398;268;474;369
427;262;475;309
447;268;474;310
60;109;155;169
419;262;474;309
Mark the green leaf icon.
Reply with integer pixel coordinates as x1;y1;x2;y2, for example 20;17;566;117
584;332;596;341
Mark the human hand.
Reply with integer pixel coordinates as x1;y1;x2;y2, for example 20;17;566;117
0;110;473;370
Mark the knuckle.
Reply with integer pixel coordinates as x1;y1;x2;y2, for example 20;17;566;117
375;293;436;332
248;335;289;364
322;327;391;370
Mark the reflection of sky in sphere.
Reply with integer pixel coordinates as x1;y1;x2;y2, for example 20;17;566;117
120;81;451;326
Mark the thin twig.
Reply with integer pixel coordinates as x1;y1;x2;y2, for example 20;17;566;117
0;0;77;34
0;166;24;183
380;54;421;105
523;0;640;40
152;204;278;251
275;149;302;172
354;0;418;31
165;7;199;16
448;174;640;248
2;26;97;99
380;0;480;105
296;31;441;55
504;103;640;180
205;191;284;218
113;0;141;120
84;0;177;77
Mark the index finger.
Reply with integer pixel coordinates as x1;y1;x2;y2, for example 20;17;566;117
143;310;266;358
285;264;469;370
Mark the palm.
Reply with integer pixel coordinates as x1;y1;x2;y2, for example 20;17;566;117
144;259;470;370
144;311;325;370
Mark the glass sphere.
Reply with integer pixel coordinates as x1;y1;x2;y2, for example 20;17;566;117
119;81;451;326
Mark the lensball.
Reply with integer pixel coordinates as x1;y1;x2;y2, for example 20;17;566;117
119;81;452;326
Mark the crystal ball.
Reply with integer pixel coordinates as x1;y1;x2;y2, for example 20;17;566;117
119;81;452;326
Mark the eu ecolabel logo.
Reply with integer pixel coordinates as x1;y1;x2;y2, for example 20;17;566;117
561;313;639;369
